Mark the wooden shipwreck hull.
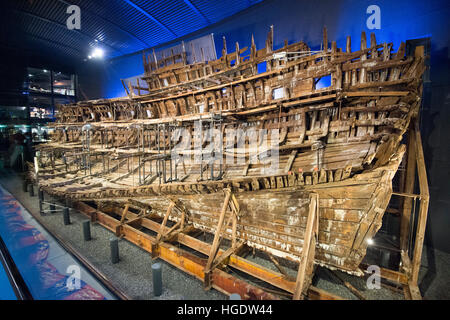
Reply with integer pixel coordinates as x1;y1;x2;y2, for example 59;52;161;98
30;27;425;284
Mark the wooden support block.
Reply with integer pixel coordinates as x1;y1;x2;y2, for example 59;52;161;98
323;26;328;52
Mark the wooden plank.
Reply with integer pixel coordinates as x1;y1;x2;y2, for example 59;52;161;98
293;193;318;299
400;124;416;254
119;204;130;224
210;241;244;272
410;120;430;286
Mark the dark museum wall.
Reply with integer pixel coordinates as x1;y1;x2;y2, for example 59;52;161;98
81;0;450;253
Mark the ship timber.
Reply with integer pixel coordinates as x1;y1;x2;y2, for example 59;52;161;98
29;27;426;297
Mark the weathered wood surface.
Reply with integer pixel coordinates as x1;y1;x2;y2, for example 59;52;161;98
30;29;425;283
35;141;405;274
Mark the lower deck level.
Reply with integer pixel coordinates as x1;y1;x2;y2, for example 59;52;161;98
1;169;447;300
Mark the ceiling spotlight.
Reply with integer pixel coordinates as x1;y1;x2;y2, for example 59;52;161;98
43;69;48;73
367;238;374;245
90;47;104;59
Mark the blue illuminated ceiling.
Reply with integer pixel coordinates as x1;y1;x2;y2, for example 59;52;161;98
6;0;262;61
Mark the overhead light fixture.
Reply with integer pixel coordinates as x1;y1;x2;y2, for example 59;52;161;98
43;69;48;73
89;47;104;59
367;238;374;245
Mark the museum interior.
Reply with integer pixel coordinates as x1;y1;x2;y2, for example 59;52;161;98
0;0;449;302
